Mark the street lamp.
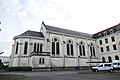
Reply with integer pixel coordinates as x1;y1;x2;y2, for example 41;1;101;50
0;21;1;31
0;52;4;55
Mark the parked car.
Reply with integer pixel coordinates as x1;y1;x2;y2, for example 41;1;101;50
91;63;113;72
112;60;120;70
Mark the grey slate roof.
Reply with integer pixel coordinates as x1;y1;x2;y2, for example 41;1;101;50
45;25;92;39
18;30;44;38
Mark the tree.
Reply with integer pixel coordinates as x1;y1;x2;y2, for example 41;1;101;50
0;59;3;66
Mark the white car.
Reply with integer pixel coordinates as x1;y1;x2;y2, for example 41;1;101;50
112;60;120;70
92;63;114;72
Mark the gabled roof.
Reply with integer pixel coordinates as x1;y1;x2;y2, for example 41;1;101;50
44;24;92;39
18;30;44;38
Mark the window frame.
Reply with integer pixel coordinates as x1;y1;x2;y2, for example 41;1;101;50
52;37;60;56
15;42;19;55
113;44;117;50
24;42;28;55
106;46;110;51
100;47;104;52
105;38;108;43
99;40;102;45
111;36;115;42
67;39;74;56
79;42;86;56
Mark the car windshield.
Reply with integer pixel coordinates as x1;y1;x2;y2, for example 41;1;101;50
113;63;118;65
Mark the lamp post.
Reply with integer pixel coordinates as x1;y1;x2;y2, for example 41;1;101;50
89;56;92;70
0;52;4;55
0;21;1;31
0;52;4;66
87;44;92;70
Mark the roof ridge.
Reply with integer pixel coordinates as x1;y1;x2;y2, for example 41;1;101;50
45;24;92;35
44;24;92;38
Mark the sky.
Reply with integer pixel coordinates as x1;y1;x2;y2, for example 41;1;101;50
0;0;120;56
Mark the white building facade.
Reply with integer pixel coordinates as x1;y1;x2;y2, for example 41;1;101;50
93;23;120;63
9;22;120;69
0;56;9;66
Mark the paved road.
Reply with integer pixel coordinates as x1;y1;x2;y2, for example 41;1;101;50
0;70;120;80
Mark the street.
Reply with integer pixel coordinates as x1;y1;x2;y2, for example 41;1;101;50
0;70;120;80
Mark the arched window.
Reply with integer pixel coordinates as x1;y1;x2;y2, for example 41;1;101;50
42;58;44;64
52;38;60;55
67;40;74;56
34;43;36;52
37;43;39;52
90;43;96;57
15;42;19;54
79;42;85;56
24;42;28;54
102;57;106;63
40;44;42;52
39;58;45;64
39;58;41;64
108;56;112;62
34;43;42;52
115;55;119;60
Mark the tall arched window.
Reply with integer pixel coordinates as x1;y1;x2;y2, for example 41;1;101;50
79;42;85;56
15;42;19;54
90;43;96;57
67;40;74;56
34;43;42;52
40;44;42;52
42;58;44;64
108;56;112;62
102;57;106;62
52;38;60;55
34;43;36;52
115;55;119;60
24;42;28;54
37;43;39;52
39;58;41;64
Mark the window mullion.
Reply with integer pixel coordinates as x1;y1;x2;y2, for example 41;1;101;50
69;44;71;56
55;42;56;55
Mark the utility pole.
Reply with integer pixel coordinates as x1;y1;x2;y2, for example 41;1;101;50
0;21;1;31
0;52;4;55
0;21;3;55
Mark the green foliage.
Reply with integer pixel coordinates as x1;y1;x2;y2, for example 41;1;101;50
0;66;8;70
7;67;32;71
0;59;3;66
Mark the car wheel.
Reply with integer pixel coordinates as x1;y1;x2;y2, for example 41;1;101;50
95;69;98;72
109;69;113;72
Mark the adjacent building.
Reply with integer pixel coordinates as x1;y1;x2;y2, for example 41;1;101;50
93;23;120;63
0;56;9;66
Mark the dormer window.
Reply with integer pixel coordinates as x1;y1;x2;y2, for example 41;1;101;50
98;34;102;38
113;28;117;33
110;29;113;34
107;31;110;35
104;32;107;36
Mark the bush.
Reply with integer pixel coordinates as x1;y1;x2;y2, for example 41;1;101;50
0;66;8;70
7;67;32;71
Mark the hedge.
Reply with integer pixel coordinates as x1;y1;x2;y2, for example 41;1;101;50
0;66;8;70
7;67;32;71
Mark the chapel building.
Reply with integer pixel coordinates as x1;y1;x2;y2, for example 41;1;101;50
9;22;120;69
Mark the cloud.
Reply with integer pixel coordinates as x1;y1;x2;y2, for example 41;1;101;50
0;0;120;56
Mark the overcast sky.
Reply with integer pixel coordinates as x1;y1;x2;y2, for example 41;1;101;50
0;0;120;56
